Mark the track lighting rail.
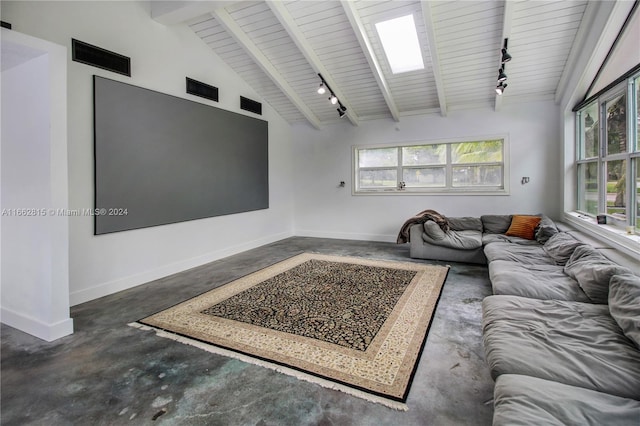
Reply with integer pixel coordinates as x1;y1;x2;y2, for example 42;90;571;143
495;38;512;96
318;73;347;119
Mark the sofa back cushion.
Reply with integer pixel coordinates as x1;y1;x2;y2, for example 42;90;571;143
447;217;483;232
564;245;631;304
609;274;640;349
534;215;558;244
423;221;482;249
542;232;584;265
481;215;513;234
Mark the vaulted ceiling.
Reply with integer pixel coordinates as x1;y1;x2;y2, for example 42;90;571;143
152;1;590;129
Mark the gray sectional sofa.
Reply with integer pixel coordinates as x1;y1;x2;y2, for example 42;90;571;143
407;214;640;425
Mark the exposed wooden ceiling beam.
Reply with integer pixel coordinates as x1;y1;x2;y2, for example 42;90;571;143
212;8;322;130
495;0;514;112
266;0;359;126
420;1;447;117
151;1;238;25
341;0;400;122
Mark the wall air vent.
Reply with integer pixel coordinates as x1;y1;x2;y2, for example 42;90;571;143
186;77;219;102
240;96;262;115
72;39;130;77
1;21;12;30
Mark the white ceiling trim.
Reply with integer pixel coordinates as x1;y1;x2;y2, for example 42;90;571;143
495;0;514;112
420;1;447;117
211;7;322;130
341;0;400;122
266;0;359;126
555;1;597;105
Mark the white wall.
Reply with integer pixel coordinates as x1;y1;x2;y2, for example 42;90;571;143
1;29;73;341
3;1;294;305
293;101;561;242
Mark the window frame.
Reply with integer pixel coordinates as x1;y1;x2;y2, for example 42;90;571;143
575;73;640;231
353;135;509;195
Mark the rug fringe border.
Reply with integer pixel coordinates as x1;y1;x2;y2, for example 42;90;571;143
129;322;409;412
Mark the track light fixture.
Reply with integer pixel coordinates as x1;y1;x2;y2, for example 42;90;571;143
495;39;512;96
317;73;347;118
501;38;512;63
501;48;512;63
498;68;507;82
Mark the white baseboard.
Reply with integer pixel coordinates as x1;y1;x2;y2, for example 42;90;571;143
0;307;74;342
69;231;293;306
295;229;395;243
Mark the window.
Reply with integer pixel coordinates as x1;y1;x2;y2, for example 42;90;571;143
635;76;640;230
635;158;640;230
575;71;640;231
354;138;507;194
577;102;599;214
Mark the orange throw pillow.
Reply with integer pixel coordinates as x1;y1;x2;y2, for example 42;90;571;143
505;215;541;240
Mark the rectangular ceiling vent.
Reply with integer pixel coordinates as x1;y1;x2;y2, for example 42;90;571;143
72;39;130;77
240;96;262;115
186;77;219;102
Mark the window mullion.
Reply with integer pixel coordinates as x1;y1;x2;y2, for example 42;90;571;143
397;147;402;189
446;144;452;189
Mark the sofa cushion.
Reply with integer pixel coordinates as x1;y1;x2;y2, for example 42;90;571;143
505;215;541;240
484;242;555;265
482;233;541;245
534;215;558;244
609;273;640;349
542;232;584;265
447;216;483;232
482;295;640;400
488;260;590;302
564;245;631;304
481;215;512;234
422;221;482;250
493;374;640;426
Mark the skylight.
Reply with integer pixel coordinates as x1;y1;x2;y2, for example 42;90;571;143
375;14;424;74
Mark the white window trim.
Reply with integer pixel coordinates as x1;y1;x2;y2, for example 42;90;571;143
575;74;639;233
352;135;510;196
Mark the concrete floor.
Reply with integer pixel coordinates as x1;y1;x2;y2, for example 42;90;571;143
1;237;495;425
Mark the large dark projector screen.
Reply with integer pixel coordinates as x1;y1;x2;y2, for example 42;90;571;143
94;76;269;235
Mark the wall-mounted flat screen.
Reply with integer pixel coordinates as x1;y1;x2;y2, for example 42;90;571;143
93;76;269;235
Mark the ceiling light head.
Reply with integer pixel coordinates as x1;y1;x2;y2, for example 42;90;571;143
330;94;338;105
495;82;507;95
317;83;326;95
339;104;347;112
501;48;512;63
498;68;507;82
337;108;346;118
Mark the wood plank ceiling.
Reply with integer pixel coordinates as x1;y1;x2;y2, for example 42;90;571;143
156;1;590;128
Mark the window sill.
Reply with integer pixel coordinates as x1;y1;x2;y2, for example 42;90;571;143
353;189;510;196
563;211;640;259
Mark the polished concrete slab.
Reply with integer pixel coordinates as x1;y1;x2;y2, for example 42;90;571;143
1;237;495;425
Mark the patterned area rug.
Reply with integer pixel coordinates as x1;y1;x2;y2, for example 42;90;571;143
134;253;449;410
